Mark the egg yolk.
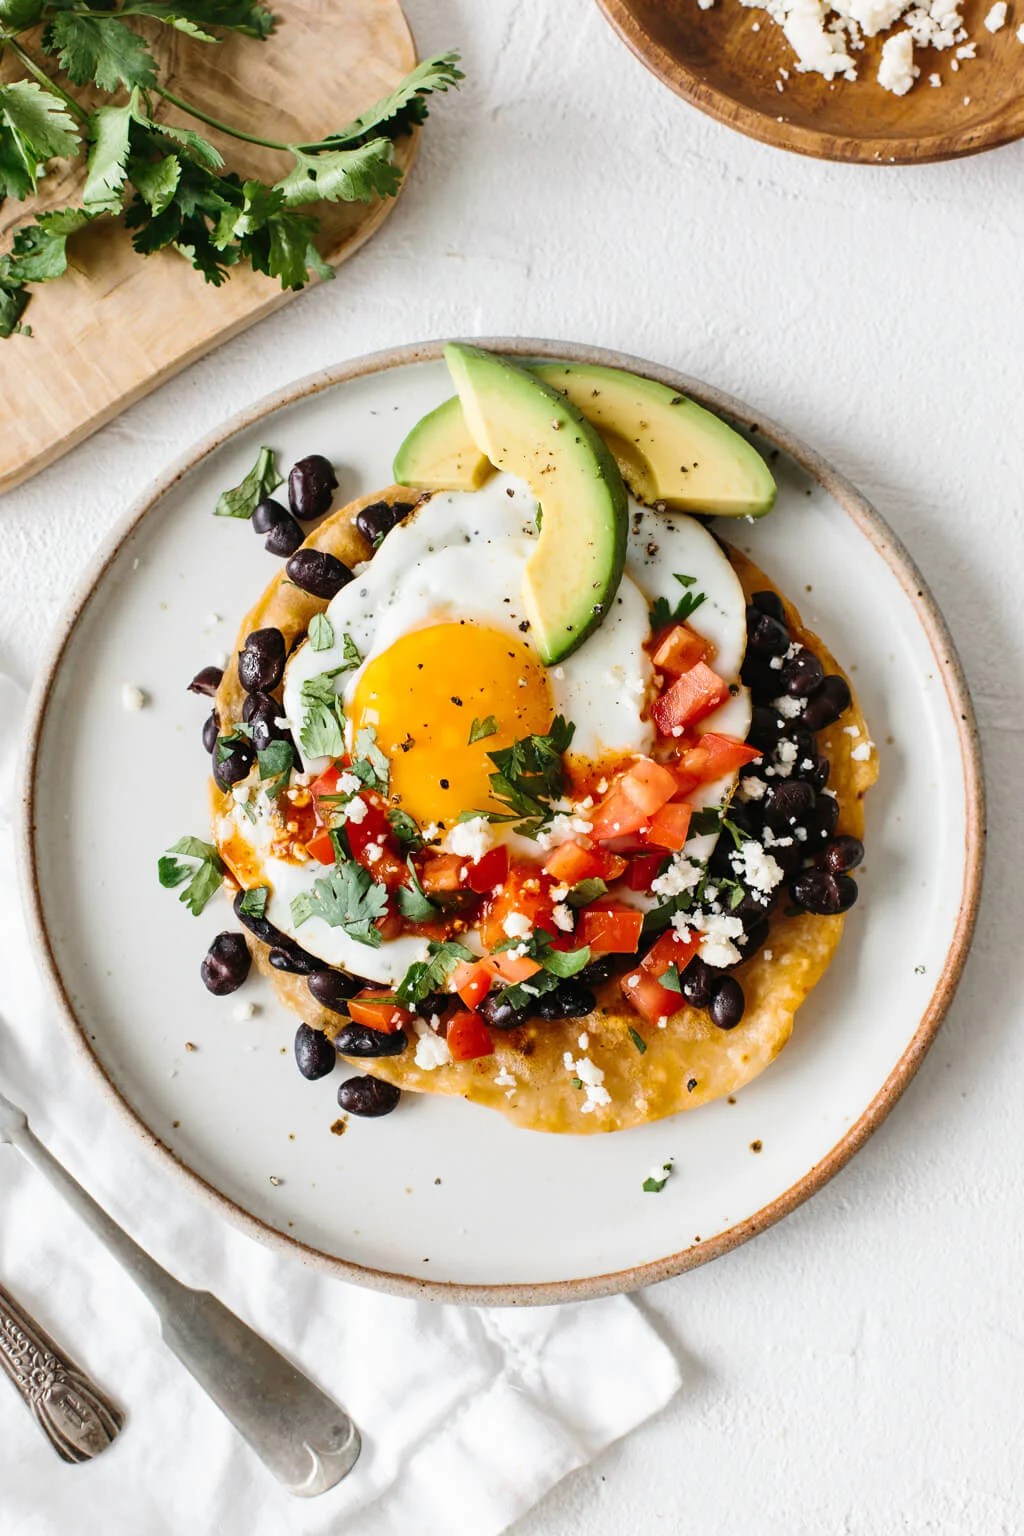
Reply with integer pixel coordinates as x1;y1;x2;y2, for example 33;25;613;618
349;622;554;827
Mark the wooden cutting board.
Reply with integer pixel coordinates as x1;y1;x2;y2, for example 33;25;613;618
0;1;417;495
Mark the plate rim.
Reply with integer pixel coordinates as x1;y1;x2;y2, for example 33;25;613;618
594;0;1024;166
18;336;986;1305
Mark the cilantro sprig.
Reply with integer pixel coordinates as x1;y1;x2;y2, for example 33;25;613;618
158;834;224;915
298;665;349;758
0;4;463;336
473;715;575;838
290;859;388;947
214;446;282;519
396;939;474;1006
649;573;706;632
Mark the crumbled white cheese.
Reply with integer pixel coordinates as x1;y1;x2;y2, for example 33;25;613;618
736;775;767;802
984;2;1006;28
445;815;494;862
1017;20;1024;38
536;812;594;850
121;682;147;711
651;855;703;898
344;796;368;825
929;69;942;83
878;31;918;94
494;1067;516;1088
232;1001;258;1021
844;725;861;737
773;739;799;778
851;740;874;761
552;903;575;933
414;1020;452;1071
731;839;784;894
363;841;383;864
772;695;806;720
689;911;746;968
763;949;774;961
573;1056;612;1114
578;1032;590;1050
502;912;533;940
336;771;362;797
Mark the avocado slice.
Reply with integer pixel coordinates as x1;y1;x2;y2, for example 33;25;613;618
443;342;628;665
533;361;776;517
393;394;493;492
397;359;776;517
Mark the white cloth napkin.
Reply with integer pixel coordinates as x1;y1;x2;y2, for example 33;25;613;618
0;673;680;1535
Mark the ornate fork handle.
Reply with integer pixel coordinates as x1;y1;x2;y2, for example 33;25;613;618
0;1281;123;1462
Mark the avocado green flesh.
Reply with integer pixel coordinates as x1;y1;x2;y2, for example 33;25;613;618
443;343;628;666
393;394;493;491
397;360;776;518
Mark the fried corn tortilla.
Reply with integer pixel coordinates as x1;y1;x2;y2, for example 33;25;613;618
214;487;878;1134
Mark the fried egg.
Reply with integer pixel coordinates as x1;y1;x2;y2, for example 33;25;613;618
226;473;751;983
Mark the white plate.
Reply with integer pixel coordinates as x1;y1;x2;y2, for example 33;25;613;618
20;340;983;1304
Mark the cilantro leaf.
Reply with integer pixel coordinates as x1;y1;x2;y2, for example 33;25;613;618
257;739;294;799
83;101;134;212
290;861;388;946
299;668;346;759
325;52;464;145
649;574;707;632
388;808;423;850
0;208;92;286
0;81;80;200
498;969;564;1013
659;962;683;993
628;1025;647;1055
396;939;474;1006
642;1161;673;1194
689;807;722;837
214;444;282;518
468;715;498;745
480;715;575;837
129;153;181;216
395;861;438;921
45;13;158;93
0;283;30;338
277;138;401;208
308;612;334;652
566;877;607;908
238;885;268;919
126;0;275;39
353;725;389;792
158;835;224;915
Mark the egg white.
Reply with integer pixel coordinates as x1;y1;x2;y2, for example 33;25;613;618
225;473;752;981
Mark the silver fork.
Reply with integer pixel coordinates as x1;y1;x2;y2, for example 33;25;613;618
0;1087;361;1497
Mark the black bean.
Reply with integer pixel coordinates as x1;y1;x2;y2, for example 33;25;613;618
238;627;286;693
243;692;293;752
740;917;770;956
288;455;338;521
413;992;449;1021
213;737;254;789
479;991;529;1031
307;968;361;1012
268;945;322;976
808;793;840;844
355;499;401;548
710;976;745;1030
727;800;762;839
534;982;597;1021
202;710;219;754
285;548;354;600
681;956;716;1008
294;1023;336;1080
750;590;786;624
740;654;782;705
780;648;825;698
803;675;852;732
791;869;858;915
337;1075;401;1117
766;837;803;877
746;605;790;658
232;890;322;973
252;497;290;534
188;664;223;697
819;835;864;875
748;706;786;753
798;753;830;792
763;779;816;832
264;514;304;559
787;725;817;767
334;1024;408;1058
578;955;616;987
200;932;251;995
733;891;774;925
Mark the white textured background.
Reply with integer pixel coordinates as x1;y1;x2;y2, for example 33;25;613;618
3;1;1023;1531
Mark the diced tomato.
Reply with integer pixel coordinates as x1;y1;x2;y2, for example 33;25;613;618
483;950;542;983
306;827;336;865
446;1011;494;1061
590;757;679;840
543;840;628;885
451;959;493;1011
418;852;465;894
346;990;413;1033
576;902;644;954
672;732;762;787
619;929;701;1024
466;845;509;894
627;852;667;891
479;863;555;950
652;624;710;675
645;801;693;852
309;764;342;818
346;799;408;889
375;901;404;943
652;662;729;737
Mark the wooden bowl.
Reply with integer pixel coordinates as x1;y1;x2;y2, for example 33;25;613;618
596;0;1024;163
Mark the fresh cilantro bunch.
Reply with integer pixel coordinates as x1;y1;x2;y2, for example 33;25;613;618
0;2;462;336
